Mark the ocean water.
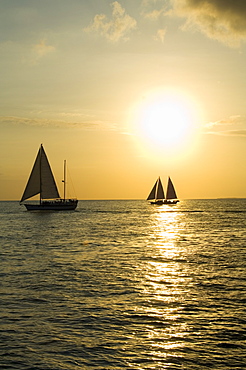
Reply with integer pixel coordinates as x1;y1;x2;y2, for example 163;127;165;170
0;199;246;370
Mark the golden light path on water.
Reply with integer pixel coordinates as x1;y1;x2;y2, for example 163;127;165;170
140;206;191;357
2;200;245;369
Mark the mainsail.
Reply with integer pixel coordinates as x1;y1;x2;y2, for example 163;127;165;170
166;177;178;200
147;177;165;201
20;145;60;203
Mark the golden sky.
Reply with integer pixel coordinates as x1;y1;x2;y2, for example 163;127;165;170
0;0;246;200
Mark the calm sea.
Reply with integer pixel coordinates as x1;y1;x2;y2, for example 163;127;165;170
1;199;246;370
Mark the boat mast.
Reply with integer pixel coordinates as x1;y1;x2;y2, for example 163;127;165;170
40;145;42;205
63;160;66;201
155;177;159;200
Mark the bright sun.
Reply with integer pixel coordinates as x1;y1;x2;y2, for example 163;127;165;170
131;89;201;155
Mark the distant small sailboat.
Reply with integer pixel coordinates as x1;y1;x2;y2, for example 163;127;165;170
147;176;179;205
20;144;78;211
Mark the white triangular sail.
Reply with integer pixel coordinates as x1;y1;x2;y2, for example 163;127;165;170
166;177;177;200
20;145;60;202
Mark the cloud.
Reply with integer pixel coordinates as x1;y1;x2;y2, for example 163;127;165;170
0;115;119;132
0;39;55;66
223;129;246;136
84;1;137;42
206;128;246;137
205;115;242;127
204;115;246;136
171;0;246;47
141;0;170;19
143;8;167;20
31;39;55;64
0;116;74;128
33;39;55;57
154;28;167;43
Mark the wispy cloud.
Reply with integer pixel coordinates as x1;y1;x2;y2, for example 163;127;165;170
0;116;76;128
205;115;242;128
31;39;55;64
223;130;246;137
171;0;246;47
0;38;55;66
0;115;120;132
33;39;55;57
143;8;167;20
141;0;170;20
84;1;137;43
154;28;167;43
204;115;246;136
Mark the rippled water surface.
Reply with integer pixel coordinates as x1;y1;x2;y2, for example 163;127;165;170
1;199;246;369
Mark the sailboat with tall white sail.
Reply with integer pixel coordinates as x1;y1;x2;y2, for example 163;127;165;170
20;144;78;211
147;176;179;205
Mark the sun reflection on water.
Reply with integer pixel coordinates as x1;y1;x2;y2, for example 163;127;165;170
149;207;182;259
139;207;191;356
145;206;187;294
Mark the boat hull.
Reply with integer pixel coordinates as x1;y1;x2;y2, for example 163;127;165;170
150;200;179;205
23;199;78;211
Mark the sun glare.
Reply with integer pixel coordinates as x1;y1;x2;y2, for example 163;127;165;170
131;89;201;156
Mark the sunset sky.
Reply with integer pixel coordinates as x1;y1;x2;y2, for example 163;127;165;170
1;0;246;200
